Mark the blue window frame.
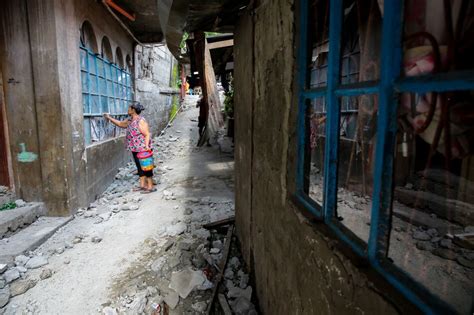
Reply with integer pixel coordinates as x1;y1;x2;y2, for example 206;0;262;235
296;1;474;314
80;45;133;145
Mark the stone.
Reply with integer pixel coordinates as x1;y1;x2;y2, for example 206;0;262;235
91;236;103;243
15;199;26;207
64;258;71;265
102;306;118;315
192;301;207;313
65;242;74;249
166;223;187;236
0;264;7;274
210;248;221;254
230;297;256;315
151;257;167;273
15;266;27;273
228;257;241;269
432;248;457;260
227;286;252;301
0;279;5;289
184;208;193;215
15;255;30;267
25;256;48;269
192;229;211;240
73;238;82;244
412;230;431;241
439;239;452;249
457;256;474;269
416;241;435;252
120;205;131;211
127;292;147;314
177;241;192;251
40;269;53;280
169;268;206;299
239;274;249;289
0;286;9;308
4;269;20;283
224;269;234;279
427;228;438;237
212;240;223;250
163;291;179;309
10;279;37;297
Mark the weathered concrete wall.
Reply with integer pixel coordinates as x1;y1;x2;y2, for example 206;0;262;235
135;45;178;135
0;0;44;202
0;0;136;215
233;1;415;314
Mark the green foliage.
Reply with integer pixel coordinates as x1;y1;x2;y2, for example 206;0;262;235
0;202;16;211
204;32;221;38
224;89;234;118
172;63;180;88
179;32;189;51
169;96;179;121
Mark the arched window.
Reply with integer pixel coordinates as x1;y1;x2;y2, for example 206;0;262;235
80;21;98;53
126;54;132;73
115;47;124;69
101;36;113;62
79;23;131;145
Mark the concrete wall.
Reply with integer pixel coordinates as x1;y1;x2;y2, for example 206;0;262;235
0;0;174;214
233;1;417;314
135;45;178;135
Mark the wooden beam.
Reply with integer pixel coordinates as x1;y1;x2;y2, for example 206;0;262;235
208;39;234;50
203;216;235;229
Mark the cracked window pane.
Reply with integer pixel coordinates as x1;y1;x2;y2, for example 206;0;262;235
336;95;378;242
389;89;474;314
306;98;327;205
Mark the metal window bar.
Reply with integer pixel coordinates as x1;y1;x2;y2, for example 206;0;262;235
296;0;474;313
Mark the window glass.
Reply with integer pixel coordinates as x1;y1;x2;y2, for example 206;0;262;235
340;0;381;84
306;98;327;205
97;59;105;77
80;50;87;70
337;95;377;242
90;75;98;94
99;78;107;95
91;95;100;114
88;54;96;75
403;1;474;77
309;0;330;88
82;94;90;114
81;72;89;92
389;89;474;314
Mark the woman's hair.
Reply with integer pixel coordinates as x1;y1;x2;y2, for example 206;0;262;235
130;102;145;114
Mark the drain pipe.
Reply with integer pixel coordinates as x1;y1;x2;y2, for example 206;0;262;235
101;0;164;48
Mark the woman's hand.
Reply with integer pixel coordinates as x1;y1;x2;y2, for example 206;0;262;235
103;113;110;120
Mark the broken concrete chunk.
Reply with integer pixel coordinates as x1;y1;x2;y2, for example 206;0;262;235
412;230;431;241
166;223;187;236
10;279;37;297
456;256;474;269
40;269;53;280
163;291;179;309
169;268;206;299
4;269;20;283
15;266;27;273
25;256;48;269
192;301;207;313
230;297;256;315
228;257;241;269
0;264;7;274
151;257;167;273
15;255;30;267
127;292;147;314
416;241;435;252
0;279;5;289
210;248;221;254
227;286;252;301
432;248;457;260
0;286;9;308
15;199;26;208
91;236;103;243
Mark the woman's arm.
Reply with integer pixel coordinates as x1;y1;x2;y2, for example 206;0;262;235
138;119;151;150
103;113;129;128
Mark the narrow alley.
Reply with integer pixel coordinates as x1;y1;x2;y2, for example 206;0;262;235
2;96;244;314
1;0;474;314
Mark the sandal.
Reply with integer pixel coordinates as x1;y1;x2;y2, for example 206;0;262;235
132;187;145;192
141;188;157;194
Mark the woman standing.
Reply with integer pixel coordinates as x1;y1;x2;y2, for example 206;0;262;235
103;103;156;193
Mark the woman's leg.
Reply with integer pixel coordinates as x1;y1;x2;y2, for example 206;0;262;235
132;152;146;189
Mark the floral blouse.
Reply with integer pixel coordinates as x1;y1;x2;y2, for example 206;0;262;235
126;116;148;152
